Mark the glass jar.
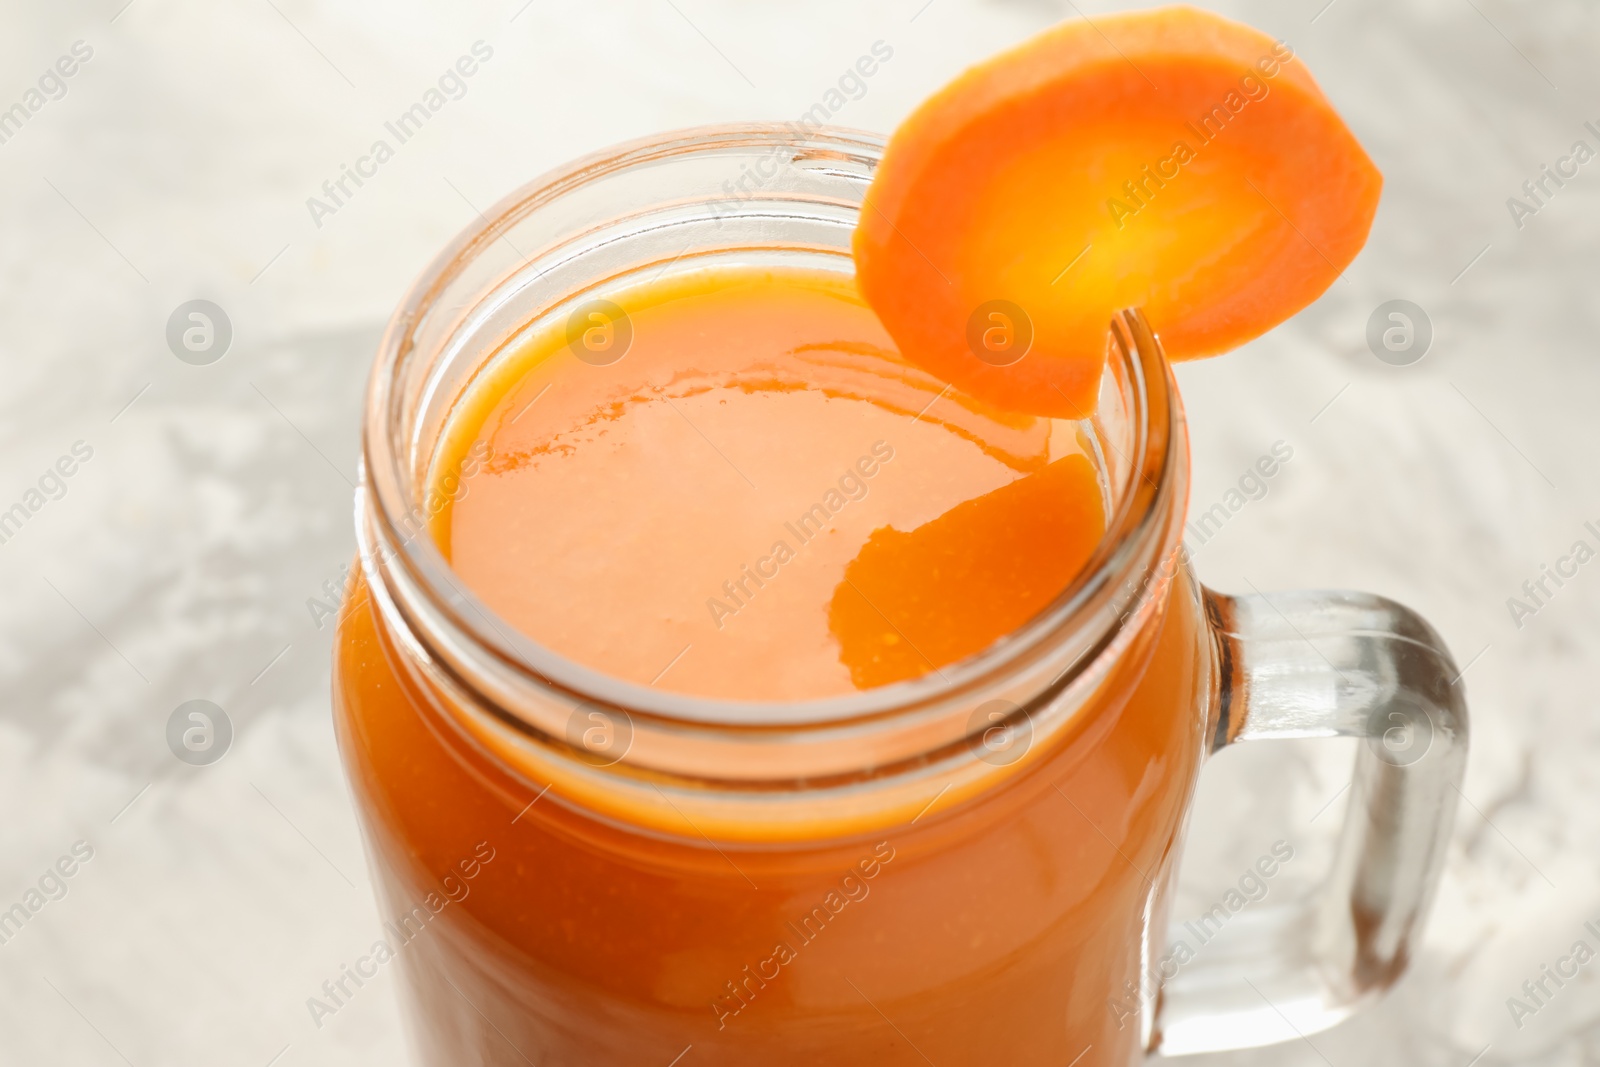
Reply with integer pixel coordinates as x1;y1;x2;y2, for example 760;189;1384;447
334;125;1467;1066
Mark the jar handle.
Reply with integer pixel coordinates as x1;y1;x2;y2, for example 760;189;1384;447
1150;587;1469;1056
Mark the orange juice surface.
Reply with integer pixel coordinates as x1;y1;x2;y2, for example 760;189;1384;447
432;267;1107;699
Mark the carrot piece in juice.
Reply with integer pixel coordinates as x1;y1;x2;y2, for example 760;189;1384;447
829;454;1104;689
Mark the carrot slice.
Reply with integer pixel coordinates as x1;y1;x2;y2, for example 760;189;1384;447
853;5;1382;417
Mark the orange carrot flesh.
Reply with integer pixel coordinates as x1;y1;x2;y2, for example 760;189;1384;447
854;5;1382;417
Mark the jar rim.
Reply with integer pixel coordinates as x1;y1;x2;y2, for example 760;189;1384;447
358;122;1186;737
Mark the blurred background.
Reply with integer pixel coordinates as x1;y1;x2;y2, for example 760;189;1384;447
1;1;1596;1063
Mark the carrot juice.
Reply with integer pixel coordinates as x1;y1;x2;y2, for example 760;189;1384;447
333;263;1209;1064
431;267;1107;700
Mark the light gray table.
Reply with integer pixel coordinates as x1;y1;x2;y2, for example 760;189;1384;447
1;1;1595;1064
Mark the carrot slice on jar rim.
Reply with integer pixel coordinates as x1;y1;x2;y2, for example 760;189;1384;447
853;4;1382;417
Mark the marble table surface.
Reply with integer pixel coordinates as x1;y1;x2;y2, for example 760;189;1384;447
1;1;1596;1064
